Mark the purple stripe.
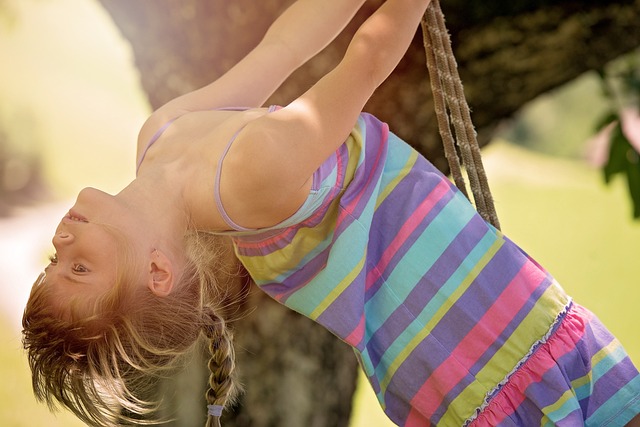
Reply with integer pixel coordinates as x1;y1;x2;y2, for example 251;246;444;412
363;181;458;303
578;315;636;418
363;160;448;264
380;332;456;424
257;202;362;302
524;362;584;417
315;269;368;339
429;244;539;352
508;398;548;425
468;272;553;376
398;214;491;317
256;238;332;299
364;216;489;370
587;357;640;416
314;150;340;189
429;266;553;423
339;120;388;220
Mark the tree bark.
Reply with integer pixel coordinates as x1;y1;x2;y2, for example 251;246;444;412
95;0;640;425
157;288;358;427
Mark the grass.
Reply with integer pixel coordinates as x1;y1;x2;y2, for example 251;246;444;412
0;314;86;427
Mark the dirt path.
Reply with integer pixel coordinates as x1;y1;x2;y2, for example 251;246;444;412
0;202;70;331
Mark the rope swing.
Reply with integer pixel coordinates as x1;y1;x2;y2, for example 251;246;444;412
421;0;501;230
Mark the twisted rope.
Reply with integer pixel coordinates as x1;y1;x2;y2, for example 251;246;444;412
421;0;501;229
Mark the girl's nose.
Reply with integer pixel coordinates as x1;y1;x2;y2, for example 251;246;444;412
53;231;74;244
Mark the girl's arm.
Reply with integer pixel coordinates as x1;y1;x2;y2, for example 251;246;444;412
144;0;366;120
222;0;433;228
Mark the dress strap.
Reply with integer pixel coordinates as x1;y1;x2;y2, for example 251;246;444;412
136;106;280;230
135;106;257;174
214;124;255;231
214;105;281;231
136;118;179;173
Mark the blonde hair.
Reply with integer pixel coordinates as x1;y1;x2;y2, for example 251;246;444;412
22;231;246;426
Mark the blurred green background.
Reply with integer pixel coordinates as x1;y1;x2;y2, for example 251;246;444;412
0;0;638;426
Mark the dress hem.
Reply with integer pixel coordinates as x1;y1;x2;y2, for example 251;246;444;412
463;297;574;426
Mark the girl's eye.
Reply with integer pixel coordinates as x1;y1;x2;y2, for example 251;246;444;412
48;254;88;274
73;264;88;274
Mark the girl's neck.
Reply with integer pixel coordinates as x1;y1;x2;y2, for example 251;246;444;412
117;168;191;255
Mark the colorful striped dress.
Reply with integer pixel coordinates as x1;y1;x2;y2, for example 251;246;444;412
217;113;640;426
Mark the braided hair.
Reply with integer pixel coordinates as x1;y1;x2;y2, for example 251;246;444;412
187;231;246;427
202;308;237;427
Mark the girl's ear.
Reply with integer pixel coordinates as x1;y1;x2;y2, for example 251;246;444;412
147;249;174;297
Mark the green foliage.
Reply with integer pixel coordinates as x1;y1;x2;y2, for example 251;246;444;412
602;123;640;218
498;74;609;159
596;52;640;219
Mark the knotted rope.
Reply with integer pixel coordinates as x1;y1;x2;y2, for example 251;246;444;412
421;0;501;230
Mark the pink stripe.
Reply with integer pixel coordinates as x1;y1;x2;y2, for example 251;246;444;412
345;315;366;347
365;179;451;291
469;305;593;426
409;261;548;419
405;407;430;426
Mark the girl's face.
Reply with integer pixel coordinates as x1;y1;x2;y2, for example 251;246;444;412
46;187;133;302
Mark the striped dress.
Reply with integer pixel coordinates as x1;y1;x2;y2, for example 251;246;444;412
218;113;640;426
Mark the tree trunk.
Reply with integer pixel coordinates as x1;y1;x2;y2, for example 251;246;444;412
157;289;358;427
222;291;358;427
95;0;640;424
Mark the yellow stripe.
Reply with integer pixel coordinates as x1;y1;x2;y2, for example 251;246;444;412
571;371;592;390
309;253;366;320
591;336;620;366
345;131;363;178
439;283;569;424
241;202;341;283
473;282;568;384
539;389;579;425
378;236;505;395
375;150;419;210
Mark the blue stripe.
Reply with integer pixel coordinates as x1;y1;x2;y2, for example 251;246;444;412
371;229;499;383
363;190;476;341
586;375;640;426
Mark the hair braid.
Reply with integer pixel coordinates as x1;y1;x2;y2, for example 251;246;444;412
202;307;237;427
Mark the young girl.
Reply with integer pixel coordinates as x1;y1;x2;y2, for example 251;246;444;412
22;0;640;426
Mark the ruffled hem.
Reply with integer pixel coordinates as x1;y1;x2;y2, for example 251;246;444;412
465;298;575;426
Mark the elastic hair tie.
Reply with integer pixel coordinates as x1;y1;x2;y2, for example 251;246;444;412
207;404;224;417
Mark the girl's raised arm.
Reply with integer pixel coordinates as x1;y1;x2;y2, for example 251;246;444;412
144;0;366;121
222;0;433;228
